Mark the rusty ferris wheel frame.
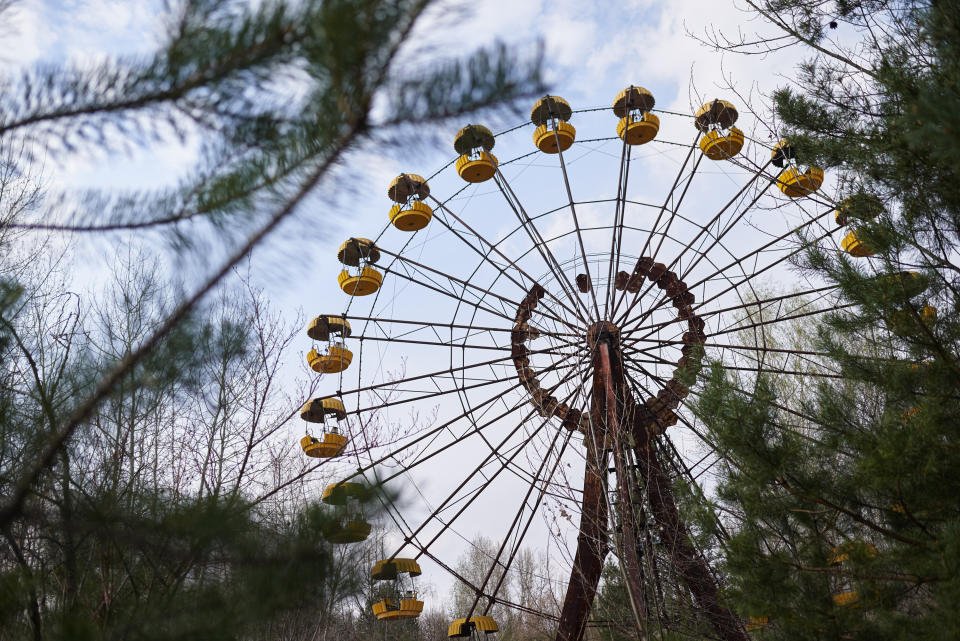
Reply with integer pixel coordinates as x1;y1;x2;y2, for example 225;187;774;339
317;96;843;641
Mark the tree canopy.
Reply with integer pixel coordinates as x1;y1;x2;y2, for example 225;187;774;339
693;1;960;639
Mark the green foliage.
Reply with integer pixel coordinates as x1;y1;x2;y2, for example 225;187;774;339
4;0;543;249
0;2;543;638
695;1;960;639
591;562;634;641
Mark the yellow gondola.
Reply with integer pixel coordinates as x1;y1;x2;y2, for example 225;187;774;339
531;95;576;153
901;406;921;424
875;271;928;299
613;86;659;146
387;173;434;231
299;397;350;458
300;431;348;458
776;166;825;198
371;558;424;620
694;99;744;160
745;616;769;631
770;139;824;197
323;520;372;544
307;344;353;374
321;481;373;544
699;128;745;160
835;193;884;226
454;125;498;183
337;237;383;296
887;305;937;337
300;397;347;423
828;544;877;607
389;201;433;231
841;230;874;257
306;315;353;373
448;616;499;638
829;546;858;606
338;267;382;296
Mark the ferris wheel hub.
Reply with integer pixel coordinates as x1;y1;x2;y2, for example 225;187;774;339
586;321;620;348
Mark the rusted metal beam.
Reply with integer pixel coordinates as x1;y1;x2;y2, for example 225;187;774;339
597;339;649;638
556;428;608;641
628;409;748;641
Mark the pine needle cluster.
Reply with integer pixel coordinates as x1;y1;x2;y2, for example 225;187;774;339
692;1;960;639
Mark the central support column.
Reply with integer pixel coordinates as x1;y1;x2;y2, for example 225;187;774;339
556;320;747;641
556;436;607;641
590;323;648;639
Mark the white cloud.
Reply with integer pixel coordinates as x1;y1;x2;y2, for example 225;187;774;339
0;3;46;67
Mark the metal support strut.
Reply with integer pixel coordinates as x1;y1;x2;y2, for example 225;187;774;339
554;321;748;641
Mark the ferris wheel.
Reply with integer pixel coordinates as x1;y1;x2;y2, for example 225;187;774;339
289;85;894;641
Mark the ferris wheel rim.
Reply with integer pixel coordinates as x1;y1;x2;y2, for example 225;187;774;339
303;94;856;635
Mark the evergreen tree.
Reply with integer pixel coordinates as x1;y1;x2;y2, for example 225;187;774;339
0;2;543;638
590;561;634;641
692;1;960;640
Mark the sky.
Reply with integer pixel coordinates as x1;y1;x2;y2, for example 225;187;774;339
1;0;840;617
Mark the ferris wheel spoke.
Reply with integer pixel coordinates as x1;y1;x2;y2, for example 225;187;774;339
469;410;578;618
428;195;588;333
369;348;584;486
466;353;593;492
603;136;632;317
384;264;513;325
325;345;561;401
481;425;579;614
628;338;846;363
622;347;676;369
345;314;584;356
707;301;856;339
614;158;774;331
708;283;843;345
353;374;511;416
646;151;706;270
637;131;701;260
684;384;841;452
712;363;844;379
608;131;700;322
386;360;590;564
688;211;835;306
612;156;775;329
619;218;836;342
698;283;840;322
551;135;604;320
491;169;593;322
339;313;579;337
352;332;544;352
670;161;779;285
619;283;842;348
380;249;522;322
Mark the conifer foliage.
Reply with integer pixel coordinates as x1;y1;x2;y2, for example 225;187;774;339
694;1;960;639
0;1;542;639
